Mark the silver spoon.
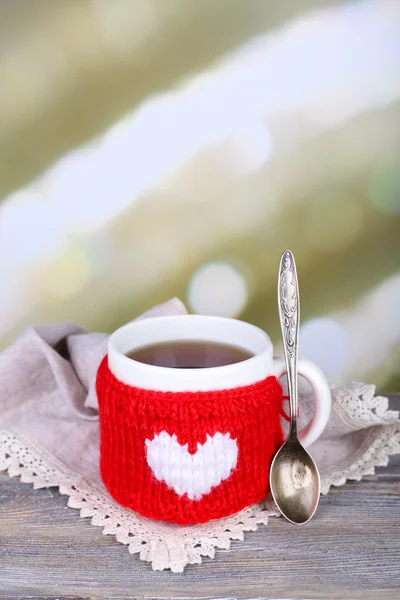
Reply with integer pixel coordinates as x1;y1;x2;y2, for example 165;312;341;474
269;250;320;524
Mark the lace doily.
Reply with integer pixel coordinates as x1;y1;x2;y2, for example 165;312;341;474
1;382;399;572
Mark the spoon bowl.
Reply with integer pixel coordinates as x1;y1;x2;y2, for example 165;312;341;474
270;437;320;524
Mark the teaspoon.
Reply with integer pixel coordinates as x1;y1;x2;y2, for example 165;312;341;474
269;250;321;524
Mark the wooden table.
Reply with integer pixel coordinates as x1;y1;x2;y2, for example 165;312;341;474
1;396;399;600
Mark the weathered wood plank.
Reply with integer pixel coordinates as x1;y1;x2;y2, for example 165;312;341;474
0;396;399;600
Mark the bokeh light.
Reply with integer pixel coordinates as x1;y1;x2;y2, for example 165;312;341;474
188;262;248;317
300;318;350;377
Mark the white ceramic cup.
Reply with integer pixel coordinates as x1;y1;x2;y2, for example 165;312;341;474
108;314;331;447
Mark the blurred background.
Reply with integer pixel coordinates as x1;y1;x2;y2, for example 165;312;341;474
0;0;399;391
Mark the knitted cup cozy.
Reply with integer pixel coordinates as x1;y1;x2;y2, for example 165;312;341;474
96;356;284;525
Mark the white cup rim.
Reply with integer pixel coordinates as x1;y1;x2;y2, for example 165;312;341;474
108;314;274;392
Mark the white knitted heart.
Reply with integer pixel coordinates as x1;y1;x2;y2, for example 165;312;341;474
145;431;238;500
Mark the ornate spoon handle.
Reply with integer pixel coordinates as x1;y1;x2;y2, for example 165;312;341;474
278;250;300;437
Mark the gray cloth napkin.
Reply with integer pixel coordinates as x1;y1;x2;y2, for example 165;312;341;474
1;297;399;500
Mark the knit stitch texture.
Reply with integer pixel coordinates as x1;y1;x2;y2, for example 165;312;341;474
96;356;284;524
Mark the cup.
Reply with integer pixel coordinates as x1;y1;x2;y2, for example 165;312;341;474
96;314;331;524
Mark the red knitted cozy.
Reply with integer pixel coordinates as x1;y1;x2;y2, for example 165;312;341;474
96;356;284;524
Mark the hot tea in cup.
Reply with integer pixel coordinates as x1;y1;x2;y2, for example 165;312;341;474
125;340;254;368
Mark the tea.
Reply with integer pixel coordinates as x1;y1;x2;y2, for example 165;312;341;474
126;340;254;369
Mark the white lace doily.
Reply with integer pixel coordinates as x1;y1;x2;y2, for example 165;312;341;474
1;382;399;573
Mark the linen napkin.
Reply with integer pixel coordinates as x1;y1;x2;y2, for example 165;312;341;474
1;298;399;572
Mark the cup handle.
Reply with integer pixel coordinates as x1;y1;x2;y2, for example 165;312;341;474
273;356;331;448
